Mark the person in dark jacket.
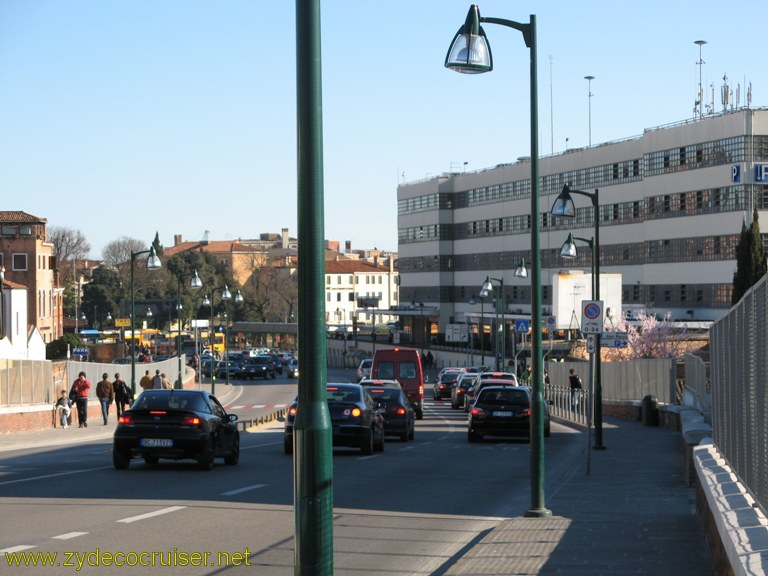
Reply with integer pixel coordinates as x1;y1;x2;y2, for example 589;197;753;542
95;373;114;425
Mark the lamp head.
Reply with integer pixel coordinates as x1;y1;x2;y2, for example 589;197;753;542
469;294;477;306
221;285;232;301
202;294;211;307
234;289;244;303
560;233;578;259
146;246;162;269
445;5;493;74
479;275;493;297
190;270;203;289
146;307;153;317
514;258;529;278
551;184;576;217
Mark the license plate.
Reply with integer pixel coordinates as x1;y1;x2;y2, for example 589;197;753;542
140;438;173;448
492;411;513;417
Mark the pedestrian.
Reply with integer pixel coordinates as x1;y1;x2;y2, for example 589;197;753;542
152;369;163;389
96;372;114;425
55;389;72;428
113;372;131;417
569;368;583;410
70;371;91;428
139;369;153;391
161;372;173;389
426;351;434;370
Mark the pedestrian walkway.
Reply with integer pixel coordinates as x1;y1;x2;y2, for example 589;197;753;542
442;416;713;575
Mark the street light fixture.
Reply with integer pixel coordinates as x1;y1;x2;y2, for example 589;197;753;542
225;289;244;386
479;275;505;371
175;270;203;388
130;246;162;397
551;183;605;450
411;301;425;359
446;4;550;518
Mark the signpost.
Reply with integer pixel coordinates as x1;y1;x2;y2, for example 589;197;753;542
580;300;604;334
601;331;628;348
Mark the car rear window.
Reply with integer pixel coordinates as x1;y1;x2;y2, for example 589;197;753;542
327;387;361;403
478;389;528;405
134;393;210;413
366;388;401;402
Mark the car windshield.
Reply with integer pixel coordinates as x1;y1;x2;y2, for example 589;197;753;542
478;389;528;406
249;357;270;365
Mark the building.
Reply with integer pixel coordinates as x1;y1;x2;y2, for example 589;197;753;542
0;211;62;343
396;107;768;340
324;257;399;327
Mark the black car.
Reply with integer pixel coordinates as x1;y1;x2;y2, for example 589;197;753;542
242;355;277;380
451;373;477;409
112;389;240;470
215;360;243;379
284;383;385;455
270;354;284;375
362;382;415;442
433;369;462;400
467;385;551;442
464;372;519;411
200;358;215;377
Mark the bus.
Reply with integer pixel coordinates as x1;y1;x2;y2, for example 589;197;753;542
201;330;226;354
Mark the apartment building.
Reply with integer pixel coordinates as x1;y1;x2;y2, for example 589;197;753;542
397;107;768;336
325;257;399;327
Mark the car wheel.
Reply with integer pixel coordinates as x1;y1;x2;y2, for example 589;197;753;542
415;408;424;420
374;427;385;452
468;429;482;443
113;449;130;470
361;428;374;455
271;372;276;379
224;434;240;465
197;438;214;471
544;422;551;438
400;426;408;442
284;435;293;455
143;455;159;465
408;423;415;440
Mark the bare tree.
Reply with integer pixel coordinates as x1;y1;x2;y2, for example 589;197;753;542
102;237;151;268
47;226;91;285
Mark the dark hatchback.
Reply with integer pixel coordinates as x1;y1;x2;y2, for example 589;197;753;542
113;389;240;470
361;382;415;442
451;373;477;409
467;385;550;442
284;383;385;455
215;360;243;379
243;355;277;379
434;370;462;400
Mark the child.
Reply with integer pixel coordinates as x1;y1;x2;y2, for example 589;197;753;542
55;389;72;428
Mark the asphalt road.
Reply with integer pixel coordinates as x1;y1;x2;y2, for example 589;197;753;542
0;370;584;575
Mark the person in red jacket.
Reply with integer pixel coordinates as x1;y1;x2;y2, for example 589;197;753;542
70;371;91;428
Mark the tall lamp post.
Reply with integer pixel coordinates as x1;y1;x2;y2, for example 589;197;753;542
411;301;425;359
129;246;162;397
0;266;5;338
479;275;505;370
224;289;244;387
446;4;550;518
175;270;203;388
551;183;605;450
207;285;231;396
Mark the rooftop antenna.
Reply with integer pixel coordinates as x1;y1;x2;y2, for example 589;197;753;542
694;40;706;120
747;82;753;108
721;74;730;111
585;75;595;146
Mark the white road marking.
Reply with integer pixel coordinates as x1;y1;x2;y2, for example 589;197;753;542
0;466;113;487
221;484;267;496
117;506;186;524
0;545;35;553
53;532;89;540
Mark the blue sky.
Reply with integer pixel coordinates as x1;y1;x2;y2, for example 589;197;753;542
1;1;765;258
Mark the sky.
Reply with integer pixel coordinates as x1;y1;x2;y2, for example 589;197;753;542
1;0;766;259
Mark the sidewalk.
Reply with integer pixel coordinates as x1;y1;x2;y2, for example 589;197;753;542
443;416;714;575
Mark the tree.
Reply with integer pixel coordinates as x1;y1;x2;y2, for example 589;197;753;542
602;312;686;361
81;267;122;329
732;207;768;304
48;226;91;285
102;237;149;269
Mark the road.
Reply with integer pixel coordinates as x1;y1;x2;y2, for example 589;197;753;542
0;369;585;575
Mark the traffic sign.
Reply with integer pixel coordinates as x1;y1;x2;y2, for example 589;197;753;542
514;319;530;334
581;300;604;334
586;335;595;354
115;317;131;327
602;331;628;348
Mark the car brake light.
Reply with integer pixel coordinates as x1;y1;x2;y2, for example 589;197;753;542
395;407;406;415
351;407;362;417
521;409;532;417
289;405;298;416
182;416;202;426
149;410;167;415
470;407;486;416
370;389;385;393
418;385;424;398
117;415;133;425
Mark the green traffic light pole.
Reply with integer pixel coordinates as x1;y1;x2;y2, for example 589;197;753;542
129;246;162;398
295;1;333;574
552;184;605;450
446;5;550;518
480;275;505;370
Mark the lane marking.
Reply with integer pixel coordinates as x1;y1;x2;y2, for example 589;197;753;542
221;484;267;496
0;466;113;487
117;506;186;524
0;545;35;554
53;532;89;540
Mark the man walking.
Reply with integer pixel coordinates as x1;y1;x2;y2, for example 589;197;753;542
569;368;583;410
71;371;91;428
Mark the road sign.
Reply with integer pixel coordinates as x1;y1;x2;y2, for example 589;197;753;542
514;319;530;334
115;317;131;327
586;335;595;354
73;347;89;356
581;300;604;334
602;331;628;348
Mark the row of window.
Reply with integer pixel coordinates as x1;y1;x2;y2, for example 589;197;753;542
325;275;391;285
0;253;28;271
326;291;393;302
1;225;35;237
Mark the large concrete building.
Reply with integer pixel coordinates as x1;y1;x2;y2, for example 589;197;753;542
397;107;768;339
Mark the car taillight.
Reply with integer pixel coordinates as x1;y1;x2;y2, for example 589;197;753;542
470;407;486;416
182;416;202;426
395;407;406;415
521;409;532;417
117;415;133;425
288;405;298;416
418;385;424;398
149;410;167;415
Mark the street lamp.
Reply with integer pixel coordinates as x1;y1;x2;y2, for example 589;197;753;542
411;301;425;359
446;4;550;518
551;183;605;450
480;275;505;370
224;289;244;386
175;270;203;388
0;266;5;338
130;246;162;396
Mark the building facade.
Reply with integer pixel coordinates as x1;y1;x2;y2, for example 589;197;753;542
324;258;399;327
397;108;768;337
0;211;62;343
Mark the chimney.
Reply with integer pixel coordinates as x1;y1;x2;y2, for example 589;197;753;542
345;240;351;253
174;234;182;246
282;228;289;250
373;256;379;267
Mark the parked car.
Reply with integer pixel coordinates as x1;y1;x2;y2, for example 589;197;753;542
287;358;299;378
284;383;385;455
357;358;372;381
112;389;240;470
467;385;550;442
242;355;277;380
433;369;462;400
360;380;415;442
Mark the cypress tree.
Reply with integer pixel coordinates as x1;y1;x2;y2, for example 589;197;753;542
732;208;767;304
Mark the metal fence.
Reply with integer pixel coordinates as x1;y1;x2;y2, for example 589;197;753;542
711;277;768;515
0;359;55;406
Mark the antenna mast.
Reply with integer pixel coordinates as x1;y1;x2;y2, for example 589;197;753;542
694;40;706;120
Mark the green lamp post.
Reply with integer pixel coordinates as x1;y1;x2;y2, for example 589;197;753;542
129;246;162;397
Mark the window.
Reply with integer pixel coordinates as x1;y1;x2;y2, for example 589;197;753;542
337;275;341;285
2;225;17;236
12;253;27;271
20;225;32;236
